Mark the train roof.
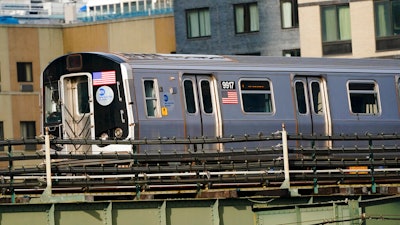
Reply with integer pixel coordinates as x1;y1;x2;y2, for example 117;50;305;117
84;52;400;73
115;52;400;73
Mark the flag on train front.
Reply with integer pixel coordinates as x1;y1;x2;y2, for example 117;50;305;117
93;71;116;86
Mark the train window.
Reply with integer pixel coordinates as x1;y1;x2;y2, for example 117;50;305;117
348;81;380;114
77;80;89;114
44;82;61;124
183;80;196;114
295;81;307;114
200;80;213;114
144;80;161;117
240;80;273;113
311;81;323;114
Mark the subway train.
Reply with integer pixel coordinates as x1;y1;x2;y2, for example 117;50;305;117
41;52;400;154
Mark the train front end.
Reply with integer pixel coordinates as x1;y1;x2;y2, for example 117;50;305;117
41;53;134;154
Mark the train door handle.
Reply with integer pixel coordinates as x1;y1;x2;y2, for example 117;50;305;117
117;81;123;102
120;110;126;123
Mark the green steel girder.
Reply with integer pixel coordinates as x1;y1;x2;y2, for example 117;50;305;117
0;196;399;225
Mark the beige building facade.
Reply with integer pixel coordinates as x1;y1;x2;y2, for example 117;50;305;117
299;0;400;58
0;15;175;150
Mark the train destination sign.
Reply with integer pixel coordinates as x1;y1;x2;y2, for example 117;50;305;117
241;81;270;90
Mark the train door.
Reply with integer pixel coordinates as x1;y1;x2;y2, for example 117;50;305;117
182;74;221;151
293;76;331;146
60;74;94;153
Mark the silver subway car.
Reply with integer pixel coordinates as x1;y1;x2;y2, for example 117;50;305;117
41;52;400;154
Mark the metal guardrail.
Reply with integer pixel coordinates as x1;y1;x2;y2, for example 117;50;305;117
77;7;173;22
1;132;399;146
0;127;399;202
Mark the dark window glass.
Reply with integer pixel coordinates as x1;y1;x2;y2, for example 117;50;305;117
77;79;89;114
240;80;273;113
17;62;33;82
295;81;307;114
283;49;301;57
201;80;213;114
20;121;36;150
184;80;196;113
348;82;380;114
311;81;323;114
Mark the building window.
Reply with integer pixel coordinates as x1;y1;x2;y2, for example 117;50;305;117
347;81;380;115
123;2;129;13
17;62;33;82
281;0;299;29
240;80;274;113
0;122;3;151
143;79;161;117
321;4;352;55
186;8;211;38
283;49;301;57
236;52;261;56
234;2;259;34
374;0;400;51
20;121;36;150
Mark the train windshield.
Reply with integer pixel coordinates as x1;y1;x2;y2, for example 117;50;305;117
44;81;61;124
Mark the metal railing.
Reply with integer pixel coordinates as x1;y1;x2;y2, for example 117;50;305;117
0;127;400;202
78;0;173;22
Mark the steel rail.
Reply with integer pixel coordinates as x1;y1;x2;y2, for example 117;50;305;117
1;132;400;147
1;147;400;162
0;168;400;182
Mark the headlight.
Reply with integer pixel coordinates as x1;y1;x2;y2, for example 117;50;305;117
115;128;123;139
100;133;109;140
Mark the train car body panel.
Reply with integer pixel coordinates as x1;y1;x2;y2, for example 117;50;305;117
41;52;400;154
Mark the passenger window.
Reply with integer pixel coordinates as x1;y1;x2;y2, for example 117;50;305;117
311;81;323;114
200;80;213;114
143;80;161;117
295;81;307;114
183;80;196;113
240;80;273;113
348;81;380;114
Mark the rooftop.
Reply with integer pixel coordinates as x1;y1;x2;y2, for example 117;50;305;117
0;0;173;24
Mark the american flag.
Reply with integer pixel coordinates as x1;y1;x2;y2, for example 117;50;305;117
222;90;238;104
93;71;116;86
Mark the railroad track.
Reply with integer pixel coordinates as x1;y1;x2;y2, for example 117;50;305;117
0;146;399;198
0;133;400;199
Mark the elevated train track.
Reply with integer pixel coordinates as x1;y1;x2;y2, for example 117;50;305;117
1;131;400;201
